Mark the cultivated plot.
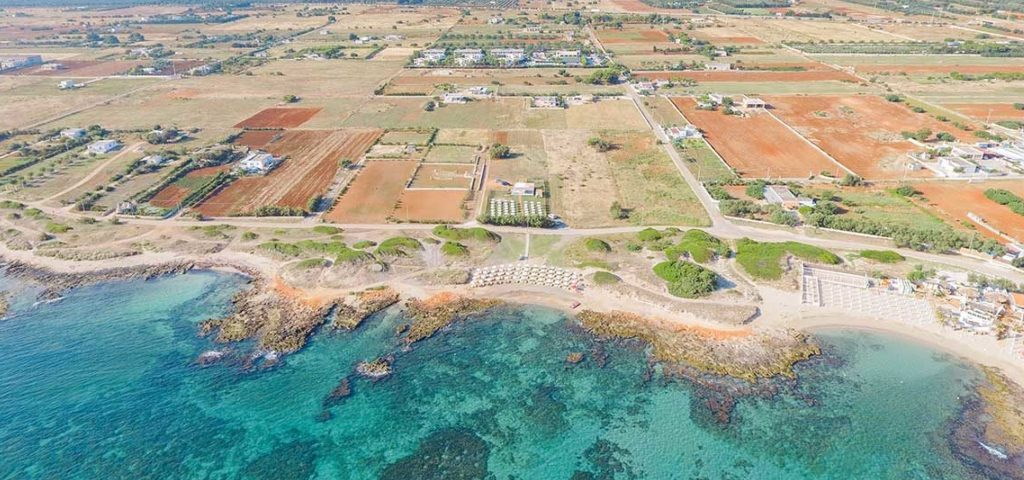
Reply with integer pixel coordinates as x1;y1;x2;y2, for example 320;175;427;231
672;97;839;179
766;95;972;179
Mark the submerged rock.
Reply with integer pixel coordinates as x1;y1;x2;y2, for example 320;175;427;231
356;356;393;380
379;428;490;480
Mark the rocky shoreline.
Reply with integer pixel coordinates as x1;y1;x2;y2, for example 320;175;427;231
575;310;820;381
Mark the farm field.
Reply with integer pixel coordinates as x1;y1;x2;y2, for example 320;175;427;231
765;95;972;179
149;165;229;209
671;97;840;179
195;129;381;216
393;190;471;223
324;160;418;224
233;107;323;129
409;163;475;189
635;70;861;83
424;145;479;164
915;181;1024;244
941;104;1024;123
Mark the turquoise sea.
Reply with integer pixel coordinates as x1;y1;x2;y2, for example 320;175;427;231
0;272;994;479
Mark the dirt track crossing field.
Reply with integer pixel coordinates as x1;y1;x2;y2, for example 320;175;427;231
194;129;381;216
233;107;323;129
672;97;840;179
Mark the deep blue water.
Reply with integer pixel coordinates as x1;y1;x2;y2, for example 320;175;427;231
0;272;988;479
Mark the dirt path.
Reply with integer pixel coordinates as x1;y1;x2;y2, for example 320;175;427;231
42;142;144;203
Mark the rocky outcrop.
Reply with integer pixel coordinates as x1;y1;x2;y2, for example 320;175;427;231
575;310;820;381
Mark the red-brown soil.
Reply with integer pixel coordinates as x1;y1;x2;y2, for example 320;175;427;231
915;181;1024;244
233;107;323;129
672;97;840;178
194;129;381;216
765;95;973;179
324;160;419;223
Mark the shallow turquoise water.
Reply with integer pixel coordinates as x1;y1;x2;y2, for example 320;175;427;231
0;272;988;479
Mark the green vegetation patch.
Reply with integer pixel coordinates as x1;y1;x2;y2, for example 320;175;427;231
653;260;717;298
985;189;1024;217
859;250;905;264
296;258;330;269
592;271;621;285
664;230;730;264
44;222;71;234
432;225;500;243
312;225;343;235
440;241;469;257
736;238;840;280
583;238;612;253
376;236;422;257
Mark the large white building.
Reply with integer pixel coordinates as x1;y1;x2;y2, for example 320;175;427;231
238;151;281;175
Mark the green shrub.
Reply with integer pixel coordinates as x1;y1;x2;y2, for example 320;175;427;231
583;238;611;252
859;250;905;263
313;225;342;235
432;225;500;242
735;238;840;280
637;227;663;242
653;260;717;298
45;222;71;234
663;230;729;263
376;236;422;256
440;241;469;256
296;258;329;269
592;271;621;285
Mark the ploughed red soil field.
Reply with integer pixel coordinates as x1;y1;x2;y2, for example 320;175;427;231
635;70;860;82
393;190;470;223
915;181;1024;244
233;107;323;129
672;97;840;178
764;95;973;179
194;129;381;216
324;160;418;223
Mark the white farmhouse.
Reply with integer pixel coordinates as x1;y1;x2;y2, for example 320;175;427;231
88;139;122;154
239;151;281;175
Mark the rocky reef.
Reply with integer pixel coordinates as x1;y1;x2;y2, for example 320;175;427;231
2;260;197;300
332;287;400;330
575;310;820;381
949;367;1024;479
401;292;502;344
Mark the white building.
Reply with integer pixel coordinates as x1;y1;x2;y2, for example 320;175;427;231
938;156;979;177
951;144;985;161
238;151;281;175
443;93;468;104
532;96;561;109
741;95;767;109
88;140;122;154
664;124;702;140
142;154;168;167
61;128;86;139
764;185;799;208
511;182;536;196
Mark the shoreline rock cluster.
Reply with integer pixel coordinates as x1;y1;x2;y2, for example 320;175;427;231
2;260;199;300
400;292;502;344
575;310;820;381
